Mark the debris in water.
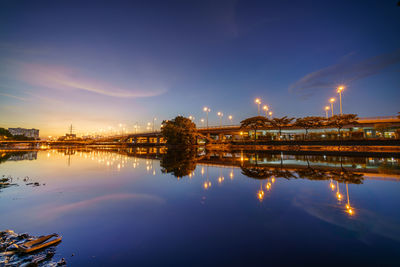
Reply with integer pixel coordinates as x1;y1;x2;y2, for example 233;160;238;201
0;230;65;266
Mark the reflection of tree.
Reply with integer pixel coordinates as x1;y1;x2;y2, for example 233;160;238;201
327;168;364;184
241;166;296;180
240;167;274;180
160;149;197;178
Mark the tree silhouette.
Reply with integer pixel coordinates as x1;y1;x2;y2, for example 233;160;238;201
294;116;324;139
327;114;358;139
268;116;295;139
240;116;270;141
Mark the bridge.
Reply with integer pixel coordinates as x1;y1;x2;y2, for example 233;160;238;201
103;115;400;144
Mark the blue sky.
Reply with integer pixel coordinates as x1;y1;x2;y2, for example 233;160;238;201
1;0;399;136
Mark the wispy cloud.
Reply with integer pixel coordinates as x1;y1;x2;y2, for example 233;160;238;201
0;92;29;101
289;49;400;97
14;62;167;98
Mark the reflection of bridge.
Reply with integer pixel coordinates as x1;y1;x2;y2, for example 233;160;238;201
100;147;400;179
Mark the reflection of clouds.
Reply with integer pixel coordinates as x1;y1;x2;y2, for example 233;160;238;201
44;193;165;218
293;196;400;243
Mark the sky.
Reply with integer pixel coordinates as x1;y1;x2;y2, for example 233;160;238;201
0;0;399;137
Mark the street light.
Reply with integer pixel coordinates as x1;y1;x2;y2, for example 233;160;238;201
200;118;205;127
268;111;273;119
263;105;269;118
329;98;335;117
203;107;210;128
254;98;261;116
325;106;330;119
153;117;156;132
337;86;345;116
228;115;233;124
188;115;195;121
217;112;223;127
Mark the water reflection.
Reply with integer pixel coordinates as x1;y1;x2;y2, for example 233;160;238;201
1;147;400;265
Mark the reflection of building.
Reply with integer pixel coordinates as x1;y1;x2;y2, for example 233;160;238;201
8;151;38;161
8;128;39;139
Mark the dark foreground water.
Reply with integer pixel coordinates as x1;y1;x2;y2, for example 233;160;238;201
1;148;400;266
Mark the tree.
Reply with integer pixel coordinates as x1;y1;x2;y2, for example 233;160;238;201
268;116;295;139
0;128;12;139
294;116;324;139
327;114;358;139
240;116;270;141
161;116;197;146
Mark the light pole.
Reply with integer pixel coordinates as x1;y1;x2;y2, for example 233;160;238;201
153;117;156;132
228;115;233;125
134;122;138;134
329;98;335;117
200;118;205;127
337;86;344;116
217;112;223;127
268;111;273;119
255;98;261;116
325;106;330;119
263;105;269;118
203;107;210;128
189;115;195;121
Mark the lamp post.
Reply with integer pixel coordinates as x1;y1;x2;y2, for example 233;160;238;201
268;111;273;119
203;107;210;128
228;115;233;125
325;106;330;119
255;98;261;116
200;118;205;127
188;115;195;121
217;112;223;127
153;117;156;132
263;105;269;118
329;98;335;116
337;86;344;116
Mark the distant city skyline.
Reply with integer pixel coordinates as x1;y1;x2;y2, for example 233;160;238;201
1;0;399;136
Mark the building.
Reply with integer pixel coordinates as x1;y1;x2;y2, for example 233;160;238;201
8;128;40;139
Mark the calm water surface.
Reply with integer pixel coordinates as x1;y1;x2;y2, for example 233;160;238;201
1;148;400;266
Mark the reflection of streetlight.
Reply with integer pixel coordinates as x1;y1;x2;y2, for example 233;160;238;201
325;106;330;119
330;179;336;190
203;107;210;128
336;181;342;201
257;182;265;202
255;98;261;116
337;86;345;116
217;112;223;127
203;166;211;189
263;105;269;118
329;98;335;116
345;183;354;216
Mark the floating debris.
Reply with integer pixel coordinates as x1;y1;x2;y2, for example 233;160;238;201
0;175;44;192
0;230;65;266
